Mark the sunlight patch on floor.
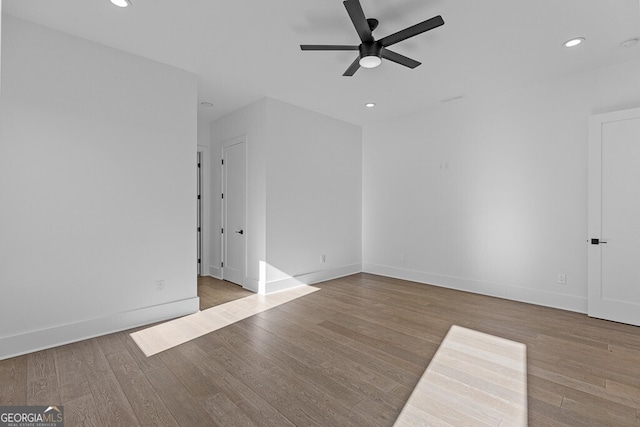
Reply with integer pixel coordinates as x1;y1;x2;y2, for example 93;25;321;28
130;285;319;357
394;325;528;426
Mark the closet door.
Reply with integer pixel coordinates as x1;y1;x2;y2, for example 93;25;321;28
588;107;640;326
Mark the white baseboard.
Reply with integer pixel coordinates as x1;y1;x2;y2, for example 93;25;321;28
265;264;362;294
363;263;587;314
0;297;200;360
208;265;222;279
244;277;260;293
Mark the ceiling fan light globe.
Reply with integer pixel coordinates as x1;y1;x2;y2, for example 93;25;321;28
359;55;382;68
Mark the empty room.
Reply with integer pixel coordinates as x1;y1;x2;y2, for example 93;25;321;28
2;1;640;426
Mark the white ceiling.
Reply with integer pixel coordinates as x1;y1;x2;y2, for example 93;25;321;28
3;0;640;125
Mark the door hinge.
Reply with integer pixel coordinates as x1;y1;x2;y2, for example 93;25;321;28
221;193;224;199
197;195;201;200
221;262;224;268
221;228;224;234
197;163;201;168
221;159;224;165
198;258;201;264
197;227;201;232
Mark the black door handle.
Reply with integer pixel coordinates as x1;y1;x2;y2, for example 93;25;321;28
235;230;244;235
591;238;607;245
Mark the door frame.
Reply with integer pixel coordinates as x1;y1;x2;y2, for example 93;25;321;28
197;145;211;277
587;106;640;324
220;136;247;286
197;151;202;276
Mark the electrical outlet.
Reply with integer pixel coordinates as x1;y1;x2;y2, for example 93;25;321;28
155;280;165;291
558;274;566;285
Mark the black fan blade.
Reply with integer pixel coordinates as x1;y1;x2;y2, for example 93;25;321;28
379;15;444;47
343;0;374;44
381;49;421;68
300;45;359;51
343;56;361;76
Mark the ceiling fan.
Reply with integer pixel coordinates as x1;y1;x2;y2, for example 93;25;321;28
300;0;444;76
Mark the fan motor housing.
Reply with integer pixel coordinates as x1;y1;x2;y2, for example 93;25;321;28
359;42;382;60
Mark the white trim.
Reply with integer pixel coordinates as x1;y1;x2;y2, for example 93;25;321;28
587;111;604;318
208;265;222;279
0;297;200;360
245;277;260;293
197;145;211;277
265;264;362;294
363;263;587;313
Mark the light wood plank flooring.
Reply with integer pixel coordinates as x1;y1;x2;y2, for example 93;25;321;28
197;275;253;310
394;325;528;426
131;285;319;357
1;273;640;426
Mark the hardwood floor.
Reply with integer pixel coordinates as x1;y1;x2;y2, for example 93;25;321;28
2;273;640;426
395;325;528;426
197;276;253;310
131;285;319;357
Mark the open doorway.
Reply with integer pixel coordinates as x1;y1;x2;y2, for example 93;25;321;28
196;145;211;278
196;145;249;309
197;151;202;276
197;276;253;310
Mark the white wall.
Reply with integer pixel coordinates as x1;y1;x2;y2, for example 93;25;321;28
198;120;212;148
0;17;199;359
211;98;361;294
265;98;361;292
363;58;640;313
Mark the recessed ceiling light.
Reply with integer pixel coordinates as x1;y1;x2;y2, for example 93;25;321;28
200;101;214;108
109;0;131;7
563;37;585;48
365;103;376;108
620;38;639;48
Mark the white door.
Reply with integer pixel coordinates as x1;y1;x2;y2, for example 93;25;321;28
222;139;246;286
588;107;640;326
